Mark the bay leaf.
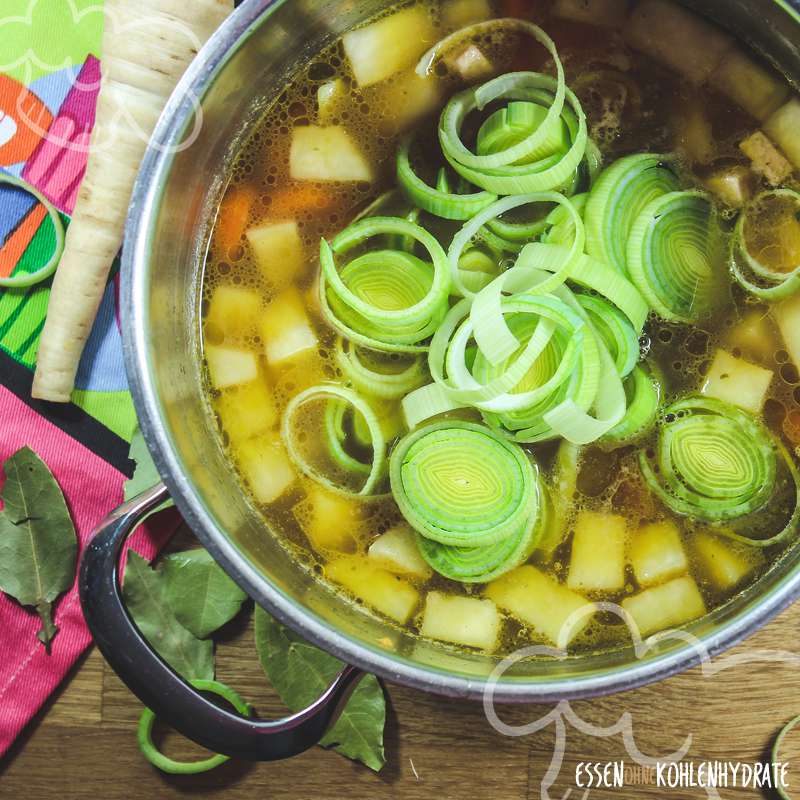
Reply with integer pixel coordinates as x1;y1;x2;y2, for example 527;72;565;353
124;426;174;513
254;606;386;771
161;549;248;639
0;446;77;650
123;551;213;681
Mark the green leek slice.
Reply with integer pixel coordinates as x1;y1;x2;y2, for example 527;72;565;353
603;364;661;446
335;338;428;399
389;421;538;548
585;153;680;275
729;189;800;300
627;190;728;323
640;396;800;546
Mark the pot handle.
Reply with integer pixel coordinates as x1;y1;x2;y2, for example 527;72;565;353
79;483;365;761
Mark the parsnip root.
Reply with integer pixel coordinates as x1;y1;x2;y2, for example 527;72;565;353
32;0;233;402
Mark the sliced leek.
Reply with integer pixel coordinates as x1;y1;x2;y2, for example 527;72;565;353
335;338;428;399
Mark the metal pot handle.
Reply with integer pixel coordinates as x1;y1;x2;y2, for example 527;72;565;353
79;483;364;761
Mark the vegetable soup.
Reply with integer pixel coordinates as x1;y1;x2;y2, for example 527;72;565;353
201;0;800;656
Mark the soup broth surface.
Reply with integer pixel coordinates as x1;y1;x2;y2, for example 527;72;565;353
201;0;800;657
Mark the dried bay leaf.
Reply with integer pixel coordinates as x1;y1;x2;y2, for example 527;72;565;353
161;549;248;639
0;447;77;650
254;606;386;771
123;551;213;681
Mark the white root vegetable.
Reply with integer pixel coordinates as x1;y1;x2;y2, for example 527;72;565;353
32;0;233;402
710;48;789;122
622;576;706;636
420;592;500;650
701;349;774;414
567;511;627;591
764;97;800;170
245;219;305;287
624;0;734;85
740;131;793;186
289;126;373;183
629;520;688;588
702;164;756;209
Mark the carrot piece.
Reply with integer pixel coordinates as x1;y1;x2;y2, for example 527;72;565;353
215;186;256;257
501;0;532;19
32;0;233;402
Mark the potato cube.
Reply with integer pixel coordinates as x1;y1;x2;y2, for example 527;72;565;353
552;0;630;28
447;45;494;82
703;164;756;209
764;97;800;170
205;344;258;390
377;72;441;134
693;531;763;591
246;220;305;287
774;293;800;371
205;285;261;340
216;377;277;444
624;0;734;85
701;349;773;414
342;6;436;87
711;48;789;121
317;79;347;125
290;126;373;183
420;591;500;651
567;511;627;592
261;289;318;366
740;131;793;186
486;566;595;648
293;485;361;553
725;310;778;364
237;433;296;504
325;556;420;624
368;524;432;579
622;576;706;636
629;520;688;588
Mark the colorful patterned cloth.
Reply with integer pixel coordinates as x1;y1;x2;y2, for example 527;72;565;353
0;0;177;755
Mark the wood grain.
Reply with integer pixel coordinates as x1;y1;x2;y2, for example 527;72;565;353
2;596;799;799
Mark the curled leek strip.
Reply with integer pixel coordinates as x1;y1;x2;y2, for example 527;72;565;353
576;294;640;378
282;385;387;496
603;365;661;447
138;680;252;774
396;136;497;220
585;153;680;275
0;173;65;289
729;189;800;301
389;421;538;548
415;468;549;583
640;396;800;546
319;216;450;352
773;715;800;800
323;400;372;477
334;338;428;400
440;71;588;194
627;190;728;324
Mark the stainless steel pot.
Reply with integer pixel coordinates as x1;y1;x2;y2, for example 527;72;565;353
79;0;800;761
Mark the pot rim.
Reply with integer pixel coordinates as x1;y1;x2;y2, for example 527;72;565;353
122;0;800;703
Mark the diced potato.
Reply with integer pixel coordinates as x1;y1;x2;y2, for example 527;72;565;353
726;310;778;364
325;556;420;623
567;511;627;592
205;285;261;340
442;0;491;28
246;220;305;287
703;164;756;209
205;344;258;390
293;485;361;553
317;79;347;125
342;6;437;87
622;575;706;636
216;376;277;444
624;0;734;85
764;98;800;170
740;131;793;186
774;293;800;370
447;44;494;82
710;49;789;121
675;99;714;165
629;520;688;588
237;432;296;504
261;288;318;367
377;72;441;134
368;523;432;579
420;591;500;651
486;566;595;648
289;126;373;183
701;349;773;414
694;530;763;591
552;0;629;28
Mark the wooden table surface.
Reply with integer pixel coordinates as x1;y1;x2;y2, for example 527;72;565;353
2;566;800;799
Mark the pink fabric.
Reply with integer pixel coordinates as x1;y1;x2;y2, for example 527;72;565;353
0;385;177;755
